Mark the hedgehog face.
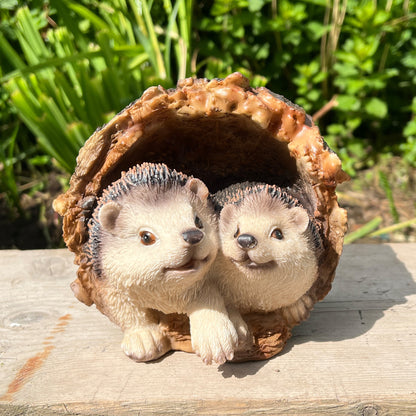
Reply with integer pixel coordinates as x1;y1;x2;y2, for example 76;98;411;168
219;191;318;303
98;178;218;290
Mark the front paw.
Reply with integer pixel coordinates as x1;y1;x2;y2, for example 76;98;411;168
190;311;238;365
227;308;250;347
122;325;170;362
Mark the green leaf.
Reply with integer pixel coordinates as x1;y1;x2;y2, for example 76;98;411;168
139;0;167;79
0;32;26;69
334;63;359;77
344;217;383;244
211;0;248;16
305;21;330;41
337;95;360;112
306;89;320;102
346;117;361;131
14;7;51;65
365;98;387;118
29;155;50;166
300;0;327;6
251;74;268;87
402;53;416;69
327;124;345;135
0;0;18;10
66;2;110;33
379;171;400;223
248;0;265;12
369;218;416;238
404;120;416;137
411;97;416;114
163;0;180;81
0;45;147;83
254;43;269;60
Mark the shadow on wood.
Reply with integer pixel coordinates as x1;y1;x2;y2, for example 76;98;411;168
286;244;416;348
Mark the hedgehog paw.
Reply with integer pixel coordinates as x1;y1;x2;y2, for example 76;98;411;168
122;325;170;362
227;307;250;347
282;294;314;326
190;310;238;365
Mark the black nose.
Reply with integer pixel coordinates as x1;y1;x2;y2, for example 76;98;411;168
237;234;257;249
182;229;204;245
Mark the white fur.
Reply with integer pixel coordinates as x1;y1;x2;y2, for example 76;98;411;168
216;192;318;323
97;181;237;364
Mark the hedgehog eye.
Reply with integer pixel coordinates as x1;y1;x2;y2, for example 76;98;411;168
234;227;240;239
194;215;203;229
271;228;284;240
139;230;157;246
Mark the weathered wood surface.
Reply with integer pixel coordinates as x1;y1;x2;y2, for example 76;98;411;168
0;244;415;415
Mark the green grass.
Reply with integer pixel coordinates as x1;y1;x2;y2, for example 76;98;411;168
0;1;194;175
344;217;383;244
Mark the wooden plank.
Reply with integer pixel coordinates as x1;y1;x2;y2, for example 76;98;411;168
0;244;415;415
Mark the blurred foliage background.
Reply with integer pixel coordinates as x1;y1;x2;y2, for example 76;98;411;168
1;0;415;247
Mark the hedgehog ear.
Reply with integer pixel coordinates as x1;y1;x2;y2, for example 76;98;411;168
289;207;310;233
99;201;122;232
219;204;237;231
186;178;209;201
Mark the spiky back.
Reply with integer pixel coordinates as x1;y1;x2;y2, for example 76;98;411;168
211;182;302;212
212;182;323;253
85;163;191;278
99;162;189;205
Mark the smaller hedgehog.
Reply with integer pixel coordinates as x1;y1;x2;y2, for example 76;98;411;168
212;182;324;330
86;163;238;364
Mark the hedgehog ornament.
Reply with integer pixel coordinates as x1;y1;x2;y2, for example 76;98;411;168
212;182;324;335
53;72;349;362
84;162;238;364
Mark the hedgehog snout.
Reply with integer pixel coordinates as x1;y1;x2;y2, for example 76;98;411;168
237;234;258;250
182;229;204;245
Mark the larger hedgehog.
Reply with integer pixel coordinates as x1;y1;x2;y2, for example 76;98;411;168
85;163;238;364
212;182;324;333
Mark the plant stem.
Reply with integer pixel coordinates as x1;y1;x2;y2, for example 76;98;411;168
379;171;400;224
368;218;416;238
312;95;338;121
344;216;383;244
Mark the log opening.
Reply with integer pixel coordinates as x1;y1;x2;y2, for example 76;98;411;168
100;112;300;196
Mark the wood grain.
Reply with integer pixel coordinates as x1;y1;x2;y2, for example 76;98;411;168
0;244;415;415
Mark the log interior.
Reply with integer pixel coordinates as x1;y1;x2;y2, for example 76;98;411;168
101;111;300;195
